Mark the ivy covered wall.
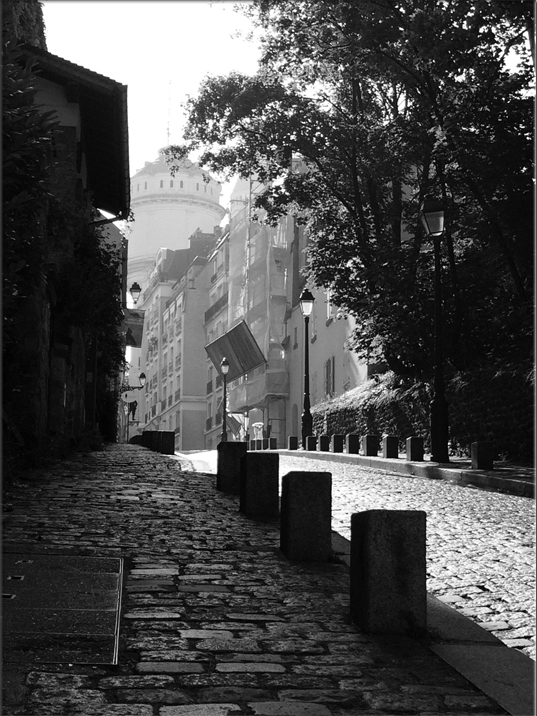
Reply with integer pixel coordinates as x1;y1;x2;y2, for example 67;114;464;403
311;369;533;463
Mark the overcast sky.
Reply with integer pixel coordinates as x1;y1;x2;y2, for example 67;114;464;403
42;1;261;202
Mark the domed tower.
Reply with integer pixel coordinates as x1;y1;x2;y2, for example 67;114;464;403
127;149;227;290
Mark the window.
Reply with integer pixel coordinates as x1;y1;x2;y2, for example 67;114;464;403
136;183;139;191
170;180;174;187
144;182;147;189
324;356;335;397
293;326;298;349
160;180;163;188
196;183;199;191
180;180;183;188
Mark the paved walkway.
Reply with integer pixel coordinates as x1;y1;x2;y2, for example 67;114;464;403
2;444;526;715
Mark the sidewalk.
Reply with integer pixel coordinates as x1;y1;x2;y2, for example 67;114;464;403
273;450;535;498
2;444;534;715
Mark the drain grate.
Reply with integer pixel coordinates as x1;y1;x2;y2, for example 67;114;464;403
2;554;123;665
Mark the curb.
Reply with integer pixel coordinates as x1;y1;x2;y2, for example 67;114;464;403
331;531;535;716
276;449;535;498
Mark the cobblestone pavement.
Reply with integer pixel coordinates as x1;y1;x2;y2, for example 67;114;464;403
278;456;536;662
2;445;511;716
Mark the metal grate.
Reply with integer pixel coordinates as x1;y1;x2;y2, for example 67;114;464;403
2;553;123;665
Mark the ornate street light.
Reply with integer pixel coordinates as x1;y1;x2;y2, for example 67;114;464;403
299;288;315;448
220;357;230;442
129;282;142;305
420;196;449;463
122;372;146;443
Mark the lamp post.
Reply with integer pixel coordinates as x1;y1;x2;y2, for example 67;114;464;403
129;282;142;305
220;357;230;442
299;288;315;448
420;196;449;463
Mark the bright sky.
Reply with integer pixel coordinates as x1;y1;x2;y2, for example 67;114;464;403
41;1;261;204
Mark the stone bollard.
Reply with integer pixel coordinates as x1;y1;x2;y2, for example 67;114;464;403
288;436;298;450
155;431;163;453
262;438;269;450
160;431;175;455
217;441;248;494
240;453;280;520
331;434;344;453
255;439;263;451
406;436;424;461
350;510;427;634
250;440;256;451
471;441;494;470
269;438;277;449
362;434;379;456
280;471;332;561
319;435;330;452
142;431;150;448
382;436;399;459
346;434;360;454
306;435;317;451
149;431;159;451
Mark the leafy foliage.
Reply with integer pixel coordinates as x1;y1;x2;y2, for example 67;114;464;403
165;0;534;380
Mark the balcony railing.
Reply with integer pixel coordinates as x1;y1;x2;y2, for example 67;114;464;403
204;291;228;324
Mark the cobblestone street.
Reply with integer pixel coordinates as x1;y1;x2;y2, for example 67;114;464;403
3;444;527;715
278;456;536;662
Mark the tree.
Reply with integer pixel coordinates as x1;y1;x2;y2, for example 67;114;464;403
164;0;534;380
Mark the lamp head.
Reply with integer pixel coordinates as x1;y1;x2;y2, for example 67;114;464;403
299;288;315;317
420;196;445;237
220;357;230;375
139;372;146;388
129;282;142;305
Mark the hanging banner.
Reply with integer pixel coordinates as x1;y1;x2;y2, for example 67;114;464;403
205;320;266;382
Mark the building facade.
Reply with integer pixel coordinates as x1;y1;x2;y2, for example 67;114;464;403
127;159;371;450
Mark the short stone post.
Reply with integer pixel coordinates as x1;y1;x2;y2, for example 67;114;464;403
255;439;263;450
346;434;360;454
318;435;330;451
288;436;298;450
160;431;175;455
240;453;279;520
331;434;344;453
217;441;248;494
269;438;277;449
262;438;269;450
306;435;317;451
471;441;494;470
142;431;150;448
382;436;399;459
362;434;379;456
250;440;256;451
350;510;427;634
155;431;163;453
406;436;424;461
280;471;332;561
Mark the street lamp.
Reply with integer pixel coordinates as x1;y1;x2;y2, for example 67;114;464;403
129;282;142;305
420;196;449;463
220;357;230;442
299;288;315;448
122;372;146;442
